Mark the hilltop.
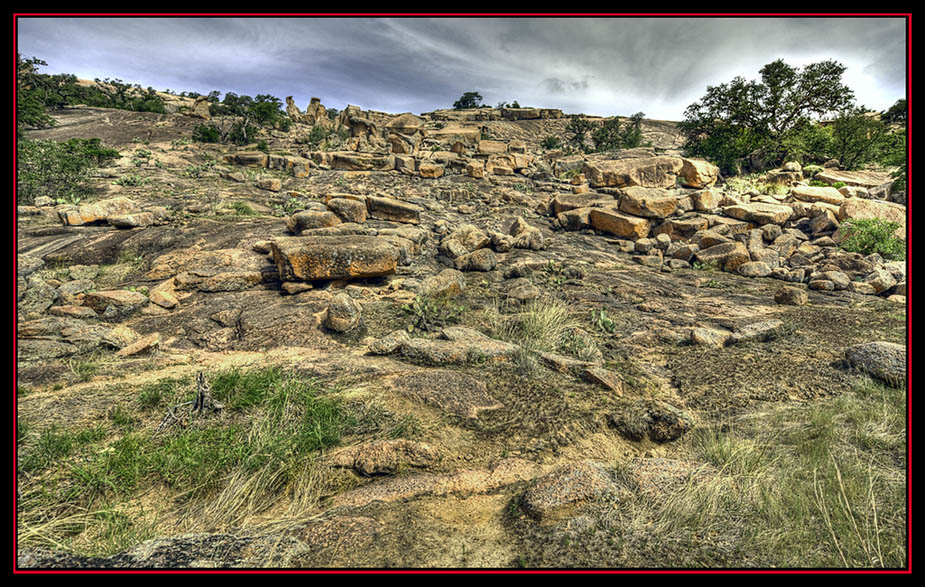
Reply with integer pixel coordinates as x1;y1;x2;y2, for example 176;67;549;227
16;96;907;569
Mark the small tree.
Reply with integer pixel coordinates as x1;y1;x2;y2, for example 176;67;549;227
453;91;483;110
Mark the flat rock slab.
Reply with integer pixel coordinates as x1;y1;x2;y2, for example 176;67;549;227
271;235;399;282
392;368;503;419
397;327;521;367
332;458;540;509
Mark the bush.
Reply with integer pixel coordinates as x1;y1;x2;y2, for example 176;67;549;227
541;135;562;150
838;219;905;260
192;124;221;143
17;137;120;205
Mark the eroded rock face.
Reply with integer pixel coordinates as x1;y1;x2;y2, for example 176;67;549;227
271;236;399;282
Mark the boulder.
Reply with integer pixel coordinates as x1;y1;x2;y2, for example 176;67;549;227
582;156;684;189
790;185;845;206
679;158;719;188
324;293;362;333
271;236;399;282
618;187;679;219
845;342;906;387
589;208;651;240
366;195;422;224
837;199;907;239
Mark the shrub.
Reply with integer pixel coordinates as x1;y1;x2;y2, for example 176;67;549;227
192;124;221;143
541;135;562;150
17;137;120;205
838;219;905;260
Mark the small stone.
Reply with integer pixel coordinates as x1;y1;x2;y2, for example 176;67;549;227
324;293;362;333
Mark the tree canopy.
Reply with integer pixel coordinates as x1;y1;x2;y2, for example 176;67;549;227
679;59;856;173
453;91;484;110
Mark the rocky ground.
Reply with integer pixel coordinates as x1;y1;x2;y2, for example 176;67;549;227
16;104;908;569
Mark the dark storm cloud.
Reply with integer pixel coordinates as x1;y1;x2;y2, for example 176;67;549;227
17;16;907;119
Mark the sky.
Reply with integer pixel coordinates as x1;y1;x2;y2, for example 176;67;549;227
16;16;909;121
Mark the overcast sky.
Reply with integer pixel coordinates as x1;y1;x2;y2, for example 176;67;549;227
16;16;908;120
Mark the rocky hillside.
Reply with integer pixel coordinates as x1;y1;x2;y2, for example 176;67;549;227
16;100;907;569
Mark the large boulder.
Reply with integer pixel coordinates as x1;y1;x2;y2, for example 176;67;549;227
582;156;684;189
790;185;846;206
679;158;720;188
589;208;651;240
618;187;680;219
271;236;399;282
723;202;794;225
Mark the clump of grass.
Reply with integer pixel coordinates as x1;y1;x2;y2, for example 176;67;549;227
402;295;465;333
614;376;907;568
229;201;257;216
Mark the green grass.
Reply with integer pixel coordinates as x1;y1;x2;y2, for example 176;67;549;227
17;367;360;555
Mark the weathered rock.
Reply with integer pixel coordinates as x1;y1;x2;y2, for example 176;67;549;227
589;208;651;240
366;195;422;224
774;286;808;306
271;236;399;282
420;268;466;299
287;210;342;234
790;185;845;205
455;248;497;272
691;189;723;211
845;342;906;387
816;169;892;189
83;290;149;320
723;202;793;225
326;198;368;224
368;329;411;355
324;293;362;333
837;199;907;239
618;187;679;219
57;197;140;226
521;462;622;522
392;368;503;418
608;400;696;443
580;367;624;395
583;156;684;189
115;333;161;357
398;327;520;366
333;439;439;476
737;261;772;278
728;319;786;345
694;242;750;272
865;268;898;294
689;327;732;348
679;158;720;188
